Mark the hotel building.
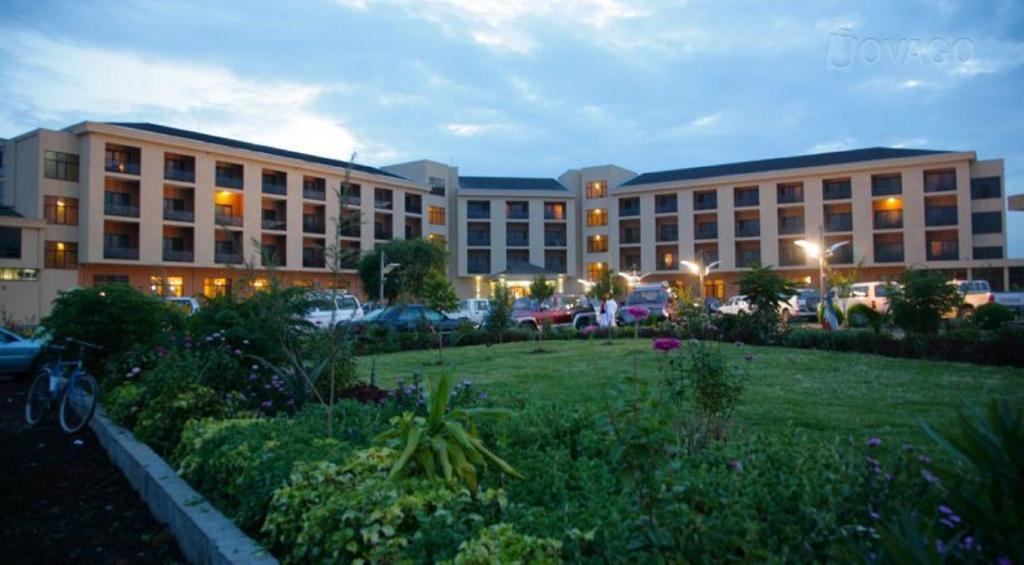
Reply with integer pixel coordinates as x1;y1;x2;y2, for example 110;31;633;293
0;121;1020;322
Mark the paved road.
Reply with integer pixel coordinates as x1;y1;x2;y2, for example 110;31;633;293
0;375;184;564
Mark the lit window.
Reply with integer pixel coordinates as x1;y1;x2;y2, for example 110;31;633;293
44;196;79;225
203;277;231;297
429;206;446;226
45;241;78;269
586;209;607;227
586;181;607;199
587;235;608;253
587;262;607;281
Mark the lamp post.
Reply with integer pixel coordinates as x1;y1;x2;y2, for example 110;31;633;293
680;254;720;298
795;229;848;331
379;252;400;304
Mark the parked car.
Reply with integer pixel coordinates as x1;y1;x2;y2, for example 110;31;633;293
717;293;805;322
995;291;1024;317
448;299;491;326
511;294;579;329
0;327;43;376
353;304;461;333
843;281;896;313
304;293;364;328
568;296;602;330
163;296;201;315
618;284;674;324
791;288;821;319
949;279;995;318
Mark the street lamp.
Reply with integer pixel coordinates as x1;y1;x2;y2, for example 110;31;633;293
795;235;848;330
680;258;720;298
617;271;650;287
379;252;400;304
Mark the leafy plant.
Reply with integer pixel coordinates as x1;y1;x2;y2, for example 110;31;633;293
664;340;745;452
484;283;513;343
376;372;522;490
422;271;461;364
450;523;562;564
358;238;449;302
737;264;797;342
972;303;1015;331
887;269;960;337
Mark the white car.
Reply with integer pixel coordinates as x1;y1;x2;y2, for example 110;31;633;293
305;293;364;328
843;281;896;313
163;296;201;315
0;327;43;376
718;294;803;322
949;279;995;318
448;299;491;326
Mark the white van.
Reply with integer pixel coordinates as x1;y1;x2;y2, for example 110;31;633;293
844;282;896;313
448;299;491;326
305;293;364;328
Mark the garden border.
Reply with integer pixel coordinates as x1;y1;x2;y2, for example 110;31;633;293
89;406;278;565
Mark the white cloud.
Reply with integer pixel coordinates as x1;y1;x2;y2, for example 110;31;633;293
445;123;497;136
809;138;856;153
889;138;930;149
0;31;397;163
691;112;722;127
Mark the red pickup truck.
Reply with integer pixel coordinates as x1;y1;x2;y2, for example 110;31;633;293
512;295;588;330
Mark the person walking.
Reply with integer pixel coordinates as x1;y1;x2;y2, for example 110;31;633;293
598;298;609;328
606;295;619;328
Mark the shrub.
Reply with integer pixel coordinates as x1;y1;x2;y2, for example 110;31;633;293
664;340;745;451
451;523;562;565
737;265;798;343
262;447;504;564
845;303;880;330
972;303;1016;330
887;269;960;337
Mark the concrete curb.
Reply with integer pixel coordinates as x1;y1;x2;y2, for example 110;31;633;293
90;407;278;565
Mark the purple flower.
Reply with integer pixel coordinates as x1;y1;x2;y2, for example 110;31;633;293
131;367;141;374
261;400;272;408
938;505;953;515
478;391;488;401
963;536;974;551
918;454;931;464
580;325;599;336
869;509;881;520
728;459;743;473
653;337;682;352
939;518;956;528
625;305;650;320
234;349;242;356
867;437;882;447
921;469;940;485
996;557;1012;565
936;539;945;554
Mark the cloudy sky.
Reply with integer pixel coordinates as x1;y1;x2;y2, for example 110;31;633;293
1;0;1022;252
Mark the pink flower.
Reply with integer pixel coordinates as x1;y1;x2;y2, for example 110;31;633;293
653;337;681;352
580;325;599;336
625;305;650;320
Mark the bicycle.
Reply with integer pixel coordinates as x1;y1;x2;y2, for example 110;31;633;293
24;339;101;433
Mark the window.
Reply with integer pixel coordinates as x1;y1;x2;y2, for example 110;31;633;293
203;277;231;297
428;206;446;226
0;227;21;258
429;177;446;196
619;197;640;217
587;235;608;253
0;268;38;281
93;274;128;286
586;208;607;226
734;187;759;207
506;249;529;269
164;153;195;182
44;241;78;269
974;246;1003;260
467;200;490;219
544;250;567;273
971;176;1001;199
105;144;141;174
467;250;490;274
924;169;956;193
871;174;902;196
694;191;717;210
776;182;804;204
43;196;79;225
586;181;607;199
655;194;677;214
44;151;80;181
544;201;566;220
506;201;529;219
823;178;852;200
971;211;1002;234
587;262;607;281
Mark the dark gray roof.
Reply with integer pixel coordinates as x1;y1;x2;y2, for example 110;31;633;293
106;123;406;180
620;147;955;187
498;262;560;276
0;206;23;218
459;176;568;192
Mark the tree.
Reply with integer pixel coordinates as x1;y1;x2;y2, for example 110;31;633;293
357;239;448;303
421;272;460;364
887;268;960;337
485;283;513;343
588;269;623;301
737;264;797;342
529;275;555;343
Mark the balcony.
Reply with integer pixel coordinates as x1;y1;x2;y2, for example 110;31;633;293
506;232;529;247
544;231;567;247
303;186;326;200
216;175;243;189
824;214;852;232
823;180;851;200
374;199;393;210
874;243;904;263
544;258;567;273
262;218;287;231
374;229;393;240
737;250;761;268
657;225;678;242
302;217;325;234
619;204;640;217
927;240;959;261
467;232;491;246
104;246;139;260
694;193;717;210
215;213;243;227
695;224;717;240
163;250;194;262
736;220;760;238
215;251;243;264
830;245;854;264
467;259;490;274
104;200;140;218
262;181;287;195
925;206;957;227
544;207;566;221
620;229;641;245
735;191;759;207
106;160;140;175
163;207;195;222
405;200;423;215
164;168;195;183
342;194;361;207
778;216;805;235
777;186;804;204
655;198;677;214
467;206;490;219
302;249;325;268
874;210;903;230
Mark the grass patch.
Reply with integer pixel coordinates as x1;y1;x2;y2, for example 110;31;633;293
358;339;1024;445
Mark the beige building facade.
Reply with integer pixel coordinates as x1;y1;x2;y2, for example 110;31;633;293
0;122;1021;323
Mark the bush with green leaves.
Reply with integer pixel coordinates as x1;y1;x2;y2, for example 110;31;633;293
449;523;562;565
887;269;961;337
664;340;745;452
737;264;798;342
358;238;449;302
262;447;505;564
971;302;1016;330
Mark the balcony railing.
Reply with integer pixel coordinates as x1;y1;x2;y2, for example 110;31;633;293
735;193;759;207
468;233;491;246
216;175;244;189
215;214;244;227
467;260;490;274
164;168;195;183
655;200;678;214
467;208;490;219
874;210;903;230
302;219;325;233
544;261;567;273
406;204;423;215
736;221;760;238
780;251;804;266
695;224;717;240
430;185;446;197
302;252;326;268
831;247;854;264
404;226;421;239
694;196;717;210
778;217;805;235
106;160;140;175
262;181;287;195
874;243;904;263
262;218;287;231
343;195;361;207
507;234;529;247
303;187;326;200
657;225;678;242
507;210;528;220
737;251;761;268
374;229;393;240
825;214;852;232
619;205;640;217
374;199;393;210
621;230;641;245
215;251;243;264
823;182;852;200
104;202;140;218
104;246;139;260
927;241;959;261
544;233;567;247
163;250;194;262
777;190;803;204
925;206;957;227
163;208;195;222
544;210;566;221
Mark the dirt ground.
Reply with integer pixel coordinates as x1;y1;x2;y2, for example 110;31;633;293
0;375;184;564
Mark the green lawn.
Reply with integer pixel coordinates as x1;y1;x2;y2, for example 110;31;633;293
358;339;1024;445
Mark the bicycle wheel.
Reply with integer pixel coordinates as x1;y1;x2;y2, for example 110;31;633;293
58;374;99;434
25;370;53;426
